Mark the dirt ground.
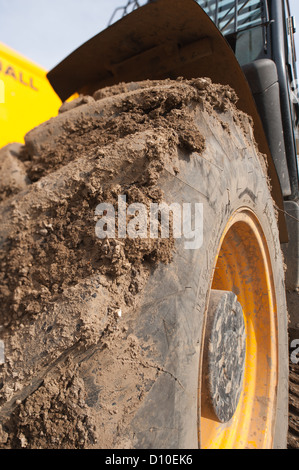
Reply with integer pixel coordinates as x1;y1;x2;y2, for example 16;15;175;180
0;77;298;449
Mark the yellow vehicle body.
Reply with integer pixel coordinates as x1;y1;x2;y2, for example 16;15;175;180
0;42;61;148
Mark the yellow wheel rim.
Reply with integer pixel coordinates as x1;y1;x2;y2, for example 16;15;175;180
200;209;278;449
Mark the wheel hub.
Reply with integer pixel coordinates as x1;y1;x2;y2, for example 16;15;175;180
201;290;246;423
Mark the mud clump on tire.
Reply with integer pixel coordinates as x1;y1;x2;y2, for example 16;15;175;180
1;361;97;449
0;78;260;449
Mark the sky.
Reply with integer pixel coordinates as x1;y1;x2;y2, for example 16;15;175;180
0;0;147;70
0;0;299;71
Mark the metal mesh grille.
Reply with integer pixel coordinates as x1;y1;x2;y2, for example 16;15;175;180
108;0;148;26
108;0;264;35
196;0;263;35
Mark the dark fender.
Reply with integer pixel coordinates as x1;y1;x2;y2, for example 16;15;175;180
47;0;287;241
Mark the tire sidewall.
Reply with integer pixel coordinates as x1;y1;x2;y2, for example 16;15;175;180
127;109;288;449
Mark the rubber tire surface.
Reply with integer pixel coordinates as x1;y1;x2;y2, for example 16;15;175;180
75;98;288;448
0;82;289;449
121;109;289;449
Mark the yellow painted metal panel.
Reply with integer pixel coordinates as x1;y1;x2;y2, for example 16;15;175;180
0;42;61;147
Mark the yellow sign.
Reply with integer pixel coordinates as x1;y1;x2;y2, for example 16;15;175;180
0;79;4;104
0;42;62;148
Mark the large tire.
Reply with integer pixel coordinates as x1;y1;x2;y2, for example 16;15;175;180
0;78;288;449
